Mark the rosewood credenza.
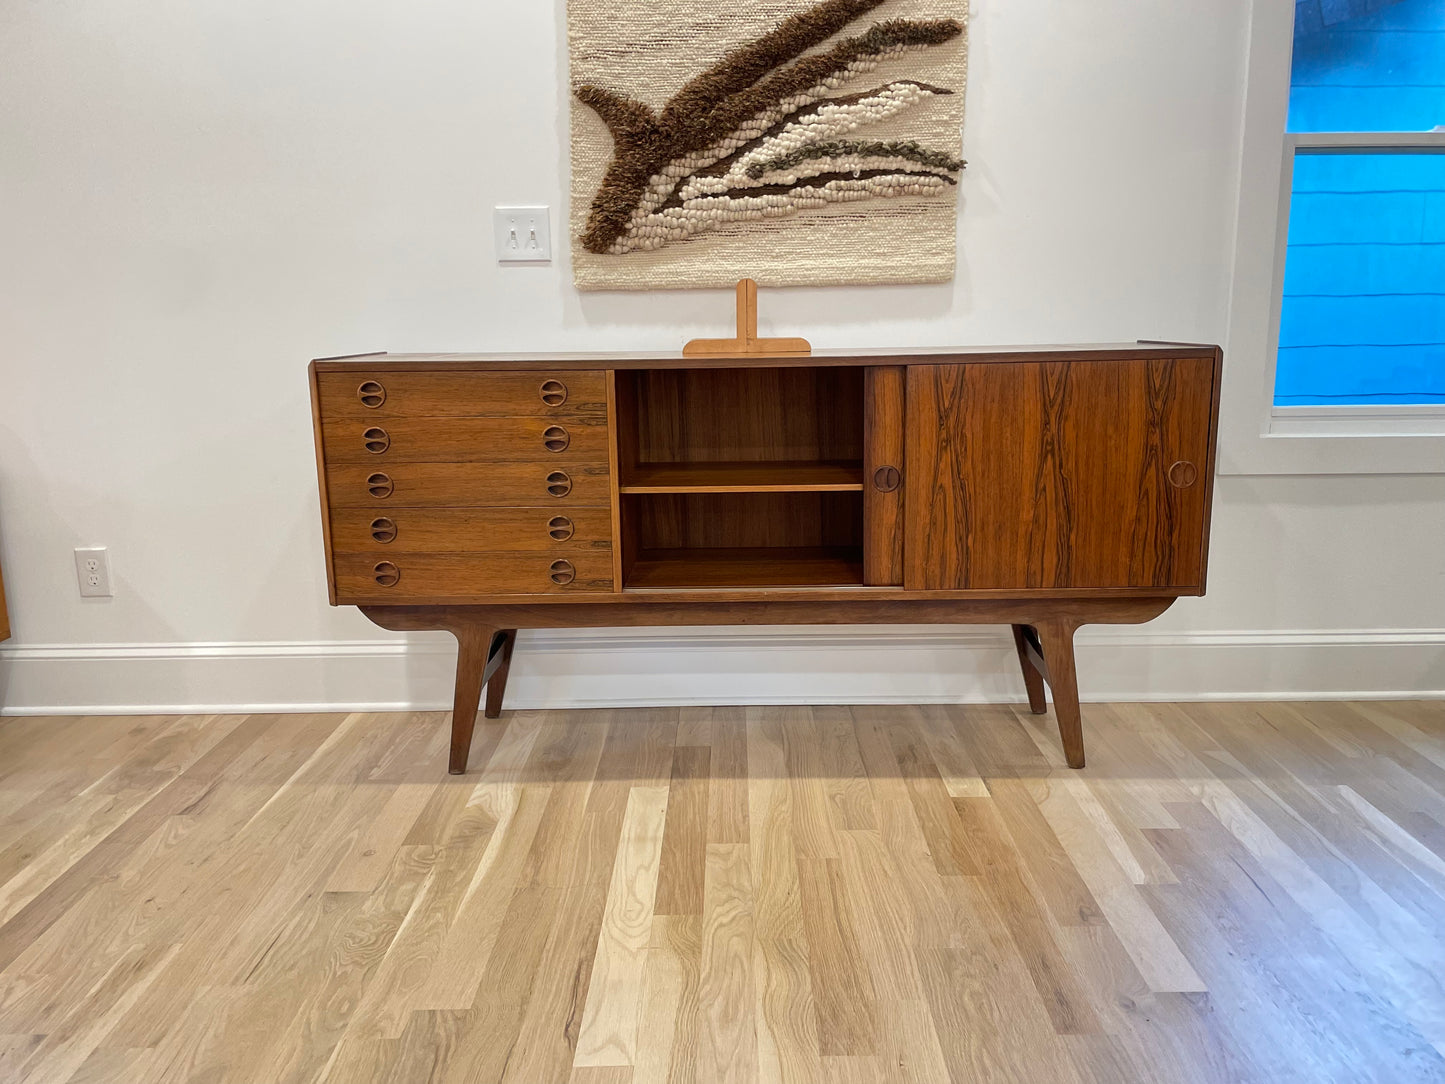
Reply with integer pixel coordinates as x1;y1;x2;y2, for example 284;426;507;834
309;344;1221;773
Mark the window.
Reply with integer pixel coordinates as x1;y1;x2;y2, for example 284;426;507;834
1275;0;1445;408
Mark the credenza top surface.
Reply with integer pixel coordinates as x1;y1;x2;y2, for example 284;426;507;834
312;342;1220;372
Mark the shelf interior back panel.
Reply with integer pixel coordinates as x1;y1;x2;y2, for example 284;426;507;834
625;492;862;549
623;367;864;465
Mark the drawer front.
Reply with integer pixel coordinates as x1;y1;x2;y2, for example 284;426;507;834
325;462;612;508
321;415;609;465
333;551;613;598
317;370;607;420
330;506;614;553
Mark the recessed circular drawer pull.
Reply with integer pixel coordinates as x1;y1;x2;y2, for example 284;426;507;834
542;425;570;453
366;472;394;498
873;465;901;493
362;427;390;454
540;379;568;407
549;559;576;586
370;517;397;543
357;380;386;408
547;515;575;541
1167;460;1199;488
546;470;572;497
373;561;400;587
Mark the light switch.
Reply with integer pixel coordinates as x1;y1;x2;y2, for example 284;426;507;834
494;206;551;262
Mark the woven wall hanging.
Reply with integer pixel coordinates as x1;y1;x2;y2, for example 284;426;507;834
568;0;969;290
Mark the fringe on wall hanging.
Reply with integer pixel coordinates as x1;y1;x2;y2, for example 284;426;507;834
568;0;969;290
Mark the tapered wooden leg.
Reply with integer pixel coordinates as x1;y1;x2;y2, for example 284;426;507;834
1011;624;1048;714
483;629;517;719
448;622;496;774
1036;619;1085;768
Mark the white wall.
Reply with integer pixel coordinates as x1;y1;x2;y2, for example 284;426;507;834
2;0;1441;713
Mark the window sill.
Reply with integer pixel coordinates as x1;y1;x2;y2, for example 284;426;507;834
1268;405;1445;438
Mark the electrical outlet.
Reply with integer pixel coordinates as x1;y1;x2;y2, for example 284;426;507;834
494;206;551;262
74;546;113;598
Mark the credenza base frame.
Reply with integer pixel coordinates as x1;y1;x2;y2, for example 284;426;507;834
360;596;1176;774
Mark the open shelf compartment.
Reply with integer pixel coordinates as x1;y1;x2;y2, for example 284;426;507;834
618;491;864;589
612;365;867;589
615;366;863;484
613;366;867;590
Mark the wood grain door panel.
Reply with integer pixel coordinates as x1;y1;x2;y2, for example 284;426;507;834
904;359;1214;591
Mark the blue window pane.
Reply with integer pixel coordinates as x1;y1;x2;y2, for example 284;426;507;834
1289;0;1445;132
1276;150;1445;405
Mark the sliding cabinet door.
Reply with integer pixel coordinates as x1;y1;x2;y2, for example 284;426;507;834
904;358;1216;591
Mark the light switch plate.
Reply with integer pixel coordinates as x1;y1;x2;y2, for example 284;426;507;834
494;206;551;262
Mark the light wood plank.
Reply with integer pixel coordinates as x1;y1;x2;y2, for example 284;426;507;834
747;711;822;1084
797;857;876;1056
575;785;670;1067
633;914;702;1084
698;843;757;1084
655;746;710;916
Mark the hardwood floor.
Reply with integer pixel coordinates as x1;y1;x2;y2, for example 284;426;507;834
1;700;1444;1082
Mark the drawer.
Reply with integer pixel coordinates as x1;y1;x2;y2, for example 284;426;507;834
321;415;609;465
333;551;613;598
325;462;612;508
317;370;607;420
330;506;613;553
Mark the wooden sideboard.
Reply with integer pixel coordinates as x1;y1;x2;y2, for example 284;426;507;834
310;344;1222;773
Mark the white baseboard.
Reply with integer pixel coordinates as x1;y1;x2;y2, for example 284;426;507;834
2;626;1444;715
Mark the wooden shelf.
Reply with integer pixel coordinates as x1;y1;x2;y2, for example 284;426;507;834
619;461;863;494
626;547;864;589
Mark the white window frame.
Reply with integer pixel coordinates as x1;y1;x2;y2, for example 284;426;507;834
1219;1;1445;475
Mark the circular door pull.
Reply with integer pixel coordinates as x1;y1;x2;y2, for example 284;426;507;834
549;559;576;585
873;465;901;493
373;561;400;587
542;425;570;453
362;427;390;454
1167;460;1199;488
357;380;386;408
547;515;575;541
540;379;568;407
369;517;397;543
546;470;572;497
366;472;394;498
